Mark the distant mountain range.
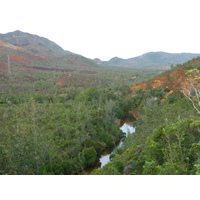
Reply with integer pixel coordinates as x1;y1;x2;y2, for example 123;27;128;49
0;30;200;71
94;52;200;69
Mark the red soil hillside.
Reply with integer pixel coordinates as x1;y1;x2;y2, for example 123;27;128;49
0;39;51;66
131;57;200;91
10;54;32;63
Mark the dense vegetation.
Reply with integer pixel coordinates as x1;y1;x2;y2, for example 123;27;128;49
92;63;200;175
0;65;159;174
0;30;199;175
92;89;200;175
1;58;199;175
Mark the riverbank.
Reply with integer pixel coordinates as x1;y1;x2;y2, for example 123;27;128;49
83;116;135;174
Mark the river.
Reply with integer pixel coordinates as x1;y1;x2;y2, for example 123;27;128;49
99;122;135;168
85;118;135;174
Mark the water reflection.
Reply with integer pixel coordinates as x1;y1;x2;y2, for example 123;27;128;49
120;123;135;136
99;154;111;168
99;123;135;168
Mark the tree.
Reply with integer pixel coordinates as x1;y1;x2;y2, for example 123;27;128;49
182;68;200;115
143;118;200;175
79;147;97;167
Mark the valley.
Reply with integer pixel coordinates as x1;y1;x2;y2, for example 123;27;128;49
0;31;199;175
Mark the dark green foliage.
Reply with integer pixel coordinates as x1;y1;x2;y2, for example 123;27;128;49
100;133;114;147
42;158;73;175
2;56;199;175
167;90;184;104
144;119;200;175
114;161;124;173
114;98;134;119
94;86;200;175
80;147;97;167
1;66;147;174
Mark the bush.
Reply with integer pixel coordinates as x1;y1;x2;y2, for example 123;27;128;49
80;147;97;167
114;161;124;173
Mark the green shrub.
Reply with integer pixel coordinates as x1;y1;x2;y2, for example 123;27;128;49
80;147;97;167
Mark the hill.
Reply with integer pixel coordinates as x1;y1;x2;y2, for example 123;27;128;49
0;30;67;57
103;52;200;69
0;30;98;71
131;56;200;91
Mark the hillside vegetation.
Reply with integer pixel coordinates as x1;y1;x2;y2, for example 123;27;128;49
0;30;199;175
0;65;158;174
0;31;158;174
92;58;200;175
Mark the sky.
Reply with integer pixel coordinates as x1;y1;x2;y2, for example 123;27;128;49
1;0;200;61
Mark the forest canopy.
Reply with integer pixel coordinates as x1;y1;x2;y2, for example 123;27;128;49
0;57;199;175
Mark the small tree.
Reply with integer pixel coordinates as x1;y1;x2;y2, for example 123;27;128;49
79;147;97;167
182;68;200;115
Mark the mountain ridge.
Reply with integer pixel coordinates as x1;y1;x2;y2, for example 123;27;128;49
1;30;200;71
96;51;200;69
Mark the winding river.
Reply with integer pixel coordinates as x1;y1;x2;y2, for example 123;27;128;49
85;119;135;173
99;123;135;168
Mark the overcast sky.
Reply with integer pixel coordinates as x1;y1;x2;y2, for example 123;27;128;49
1;0;200;61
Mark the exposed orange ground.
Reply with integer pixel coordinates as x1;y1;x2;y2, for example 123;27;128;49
10;54;32;64
131;66;191;91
